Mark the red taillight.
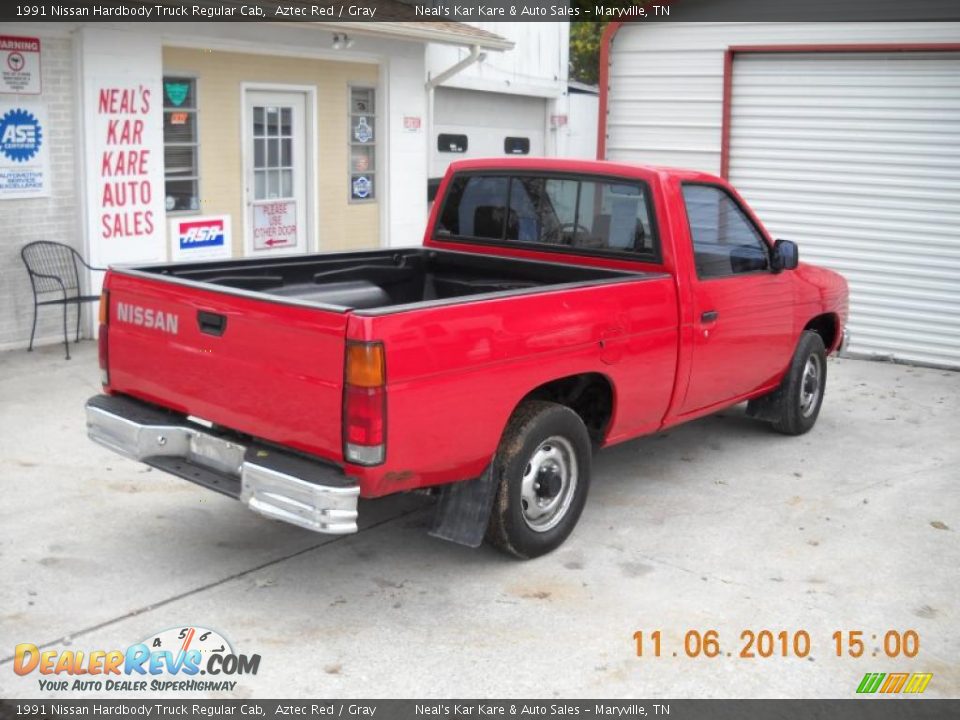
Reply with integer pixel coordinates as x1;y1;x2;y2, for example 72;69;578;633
98;291;109;386
343;341;386;466
345;385;386;445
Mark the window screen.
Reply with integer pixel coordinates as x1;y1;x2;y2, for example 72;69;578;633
682;184;769;278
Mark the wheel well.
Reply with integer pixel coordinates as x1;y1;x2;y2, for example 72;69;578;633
804;313;839;353
519;373;614;444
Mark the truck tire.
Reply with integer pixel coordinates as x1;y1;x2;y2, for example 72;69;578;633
486;401;592;559
770;330;827;436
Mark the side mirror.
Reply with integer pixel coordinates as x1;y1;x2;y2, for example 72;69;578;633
772;239;799;272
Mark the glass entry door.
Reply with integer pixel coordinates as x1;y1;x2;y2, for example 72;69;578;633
244;90;308;255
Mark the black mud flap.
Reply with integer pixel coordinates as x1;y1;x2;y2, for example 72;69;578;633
428;464;498;548
746;385;783;422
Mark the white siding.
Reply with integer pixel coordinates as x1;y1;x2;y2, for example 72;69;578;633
605;22;960;173
563;91;599;160
426;23;569;174
729;52;960;368
426;22;567;99
606;22;960;368
431;87;546;177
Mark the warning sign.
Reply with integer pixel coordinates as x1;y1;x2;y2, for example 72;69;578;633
253;201;297;251
1;36;41;95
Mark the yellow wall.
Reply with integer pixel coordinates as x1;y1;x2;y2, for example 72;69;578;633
162;47;380;255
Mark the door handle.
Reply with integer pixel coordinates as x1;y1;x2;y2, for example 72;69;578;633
701;310;719;323
197;311;227;336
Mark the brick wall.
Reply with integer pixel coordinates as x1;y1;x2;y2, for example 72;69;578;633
0;36;81;351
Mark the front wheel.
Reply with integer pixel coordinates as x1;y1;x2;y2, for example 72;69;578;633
486;401;592;559
770;331;827;436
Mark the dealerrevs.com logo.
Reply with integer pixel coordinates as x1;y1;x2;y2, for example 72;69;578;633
13;626;260;693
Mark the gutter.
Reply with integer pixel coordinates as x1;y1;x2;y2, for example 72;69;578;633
317;22;515;52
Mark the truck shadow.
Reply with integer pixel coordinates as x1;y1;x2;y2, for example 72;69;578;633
65;402;794;630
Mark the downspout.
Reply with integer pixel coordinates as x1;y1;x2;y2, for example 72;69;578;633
426;44;486;91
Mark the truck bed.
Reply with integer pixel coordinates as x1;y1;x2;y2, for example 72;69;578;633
123;248;647;314
103;247;671;474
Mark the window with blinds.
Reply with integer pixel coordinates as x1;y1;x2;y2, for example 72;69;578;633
163;76;199;213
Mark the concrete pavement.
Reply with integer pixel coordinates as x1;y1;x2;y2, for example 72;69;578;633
1;342;957;698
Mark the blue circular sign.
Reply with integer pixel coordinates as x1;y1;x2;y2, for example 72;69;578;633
0;108;43;163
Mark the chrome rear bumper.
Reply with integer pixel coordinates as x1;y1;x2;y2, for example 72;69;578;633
85;394;359;534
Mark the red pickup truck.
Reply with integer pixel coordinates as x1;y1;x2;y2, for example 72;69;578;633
86;158;848;559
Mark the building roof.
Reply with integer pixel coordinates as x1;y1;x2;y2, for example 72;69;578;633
568;80;600;95
315;21;514;51
222;0;514;50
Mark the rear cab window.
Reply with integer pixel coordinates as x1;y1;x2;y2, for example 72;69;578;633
436;172;660;262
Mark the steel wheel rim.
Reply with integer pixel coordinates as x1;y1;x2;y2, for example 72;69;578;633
519;436;578;533
800;354;822;417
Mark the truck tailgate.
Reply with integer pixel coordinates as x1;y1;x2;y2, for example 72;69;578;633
105;272;348;464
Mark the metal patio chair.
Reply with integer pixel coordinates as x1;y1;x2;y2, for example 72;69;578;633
21;241;105;360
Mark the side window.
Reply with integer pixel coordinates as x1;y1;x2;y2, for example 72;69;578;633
437;175;509;240
682;184;769;278
163;76;199;212
349;86;376;202
504;137;530;155
438;134;468;153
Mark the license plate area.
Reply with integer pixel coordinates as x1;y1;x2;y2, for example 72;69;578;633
187;432;246;477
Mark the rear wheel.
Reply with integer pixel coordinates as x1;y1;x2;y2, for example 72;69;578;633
486;401;592;559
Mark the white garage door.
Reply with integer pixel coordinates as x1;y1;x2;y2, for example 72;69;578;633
729;52;960;368
431;87;546;178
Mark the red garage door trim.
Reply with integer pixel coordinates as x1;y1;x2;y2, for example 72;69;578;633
597;25;960;165
597;21;626;160
720;43;960;177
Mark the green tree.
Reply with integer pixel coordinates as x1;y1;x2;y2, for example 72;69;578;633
569;21;609;85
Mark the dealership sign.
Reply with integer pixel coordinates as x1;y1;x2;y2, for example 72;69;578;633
1;36;41;95
79;27;167;271
0;102;49;198
170;214;232;261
